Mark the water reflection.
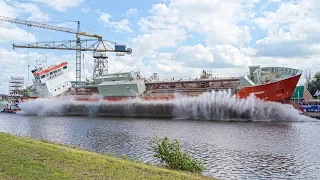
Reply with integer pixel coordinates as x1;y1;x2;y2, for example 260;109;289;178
0;114;319;179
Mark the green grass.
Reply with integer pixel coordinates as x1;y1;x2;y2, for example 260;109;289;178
0;133;214;180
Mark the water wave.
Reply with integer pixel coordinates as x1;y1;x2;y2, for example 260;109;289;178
17;90;313;121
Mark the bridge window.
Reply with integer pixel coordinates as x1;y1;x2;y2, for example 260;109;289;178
63;66;67;69
58;69;61;72
54;70;57;74
41;75;45;79
35;76;40;80
50;72;53;75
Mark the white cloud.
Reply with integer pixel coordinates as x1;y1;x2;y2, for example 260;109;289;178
138;0;256;46
0;0;18;17
131;27;186;58
175;44;252;68
125;8;138;16
0;49;28;66
129;0;257;74
149;51;248;79
0;22;37;43
152;53;185;73
254;0;320;57
268;0;281;2
0;1;49;21
209;45;252;67
81;7;91;13
13;2;50;21
136;43;253;77
32;0;84;11
98;13;133;33
176;44;214;66
0;1;50;43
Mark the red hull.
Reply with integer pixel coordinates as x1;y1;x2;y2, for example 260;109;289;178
236;74;301;102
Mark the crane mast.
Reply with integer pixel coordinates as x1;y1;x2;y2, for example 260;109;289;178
0;16;131;83
76;21;81;84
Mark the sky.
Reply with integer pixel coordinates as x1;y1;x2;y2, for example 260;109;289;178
0;0;320;93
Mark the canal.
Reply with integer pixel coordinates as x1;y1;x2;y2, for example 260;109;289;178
0;113;319;179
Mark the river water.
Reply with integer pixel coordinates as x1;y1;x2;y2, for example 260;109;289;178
0;92;319;179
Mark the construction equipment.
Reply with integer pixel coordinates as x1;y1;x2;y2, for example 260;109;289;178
0;16;132;83
0;16;102;39
8;76;24;97
12;39;132;77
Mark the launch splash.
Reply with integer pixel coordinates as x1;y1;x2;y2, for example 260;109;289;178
18;90;311;121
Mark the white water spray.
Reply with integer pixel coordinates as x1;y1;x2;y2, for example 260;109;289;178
173;90;307;121
18;91;313;121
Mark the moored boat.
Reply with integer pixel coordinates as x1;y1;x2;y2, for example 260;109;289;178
1;103;21;114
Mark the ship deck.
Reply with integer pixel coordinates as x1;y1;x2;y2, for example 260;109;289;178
65;76;240;97
145;77;239;84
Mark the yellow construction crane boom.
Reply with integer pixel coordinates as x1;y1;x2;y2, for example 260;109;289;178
0;16;102;39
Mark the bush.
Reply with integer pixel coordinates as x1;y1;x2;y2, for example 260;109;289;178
152;136;205;173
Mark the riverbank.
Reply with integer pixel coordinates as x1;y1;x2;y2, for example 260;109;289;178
0;133;213;180
304;112;320;119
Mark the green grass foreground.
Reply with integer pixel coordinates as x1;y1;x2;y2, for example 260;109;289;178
0;133;214;180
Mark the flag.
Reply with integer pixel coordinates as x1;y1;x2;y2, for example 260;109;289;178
314;90;320;96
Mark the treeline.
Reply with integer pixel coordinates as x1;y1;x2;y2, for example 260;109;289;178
0;94;8;100
304;69;320;96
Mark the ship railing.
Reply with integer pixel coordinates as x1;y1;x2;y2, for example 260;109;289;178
142;73;242;82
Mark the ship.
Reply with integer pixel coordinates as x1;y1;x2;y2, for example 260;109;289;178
21;61;303;104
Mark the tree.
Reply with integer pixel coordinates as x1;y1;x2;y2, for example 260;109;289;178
306;71;320;97
304;68;312;89
152;136;205;173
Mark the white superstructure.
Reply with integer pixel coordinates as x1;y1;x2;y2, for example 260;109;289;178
27;62;72;98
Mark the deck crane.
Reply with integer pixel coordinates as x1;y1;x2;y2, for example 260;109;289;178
0;16;132;84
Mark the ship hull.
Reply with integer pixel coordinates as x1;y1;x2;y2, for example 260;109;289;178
236;74;301;103
21;74;301;103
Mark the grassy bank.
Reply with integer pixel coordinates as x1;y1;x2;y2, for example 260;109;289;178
0;133;214;180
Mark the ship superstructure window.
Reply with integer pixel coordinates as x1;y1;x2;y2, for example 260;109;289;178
41;75;45;79
50;72;53;75
63;66;67;70
35;76;39;80
58;69;61;72
54;70;57;74
46;73;49;76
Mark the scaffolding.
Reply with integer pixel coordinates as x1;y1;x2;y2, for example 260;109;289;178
9;76;24;97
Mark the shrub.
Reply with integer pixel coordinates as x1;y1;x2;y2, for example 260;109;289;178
152;136;205;173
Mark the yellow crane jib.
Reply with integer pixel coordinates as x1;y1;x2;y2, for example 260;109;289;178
80;32;102;39
0;16;102;39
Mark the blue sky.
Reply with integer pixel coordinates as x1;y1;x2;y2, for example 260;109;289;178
0;0;320;93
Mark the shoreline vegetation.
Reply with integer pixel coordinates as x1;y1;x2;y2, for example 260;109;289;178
0;133;214;180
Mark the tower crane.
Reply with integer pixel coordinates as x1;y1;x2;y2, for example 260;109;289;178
0;16;132;84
